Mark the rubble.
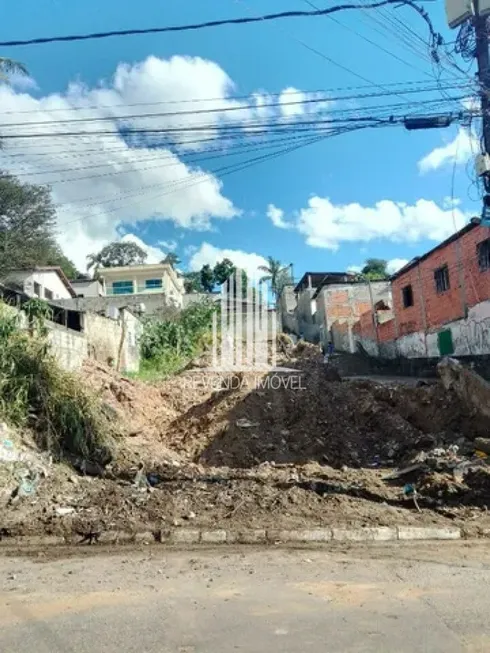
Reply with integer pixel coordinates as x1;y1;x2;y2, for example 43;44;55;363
2;352;490;538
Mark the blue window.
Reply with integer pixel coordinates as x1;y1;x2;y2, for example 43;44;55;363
112;281;134;295
145;278;163;289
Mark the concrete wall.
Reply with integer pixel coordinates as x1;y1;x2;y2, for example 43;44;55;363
71;279;104;297
55;294;179;319
83;309;142;372
276;285;297;333
183;293;220;308
47;322;88;371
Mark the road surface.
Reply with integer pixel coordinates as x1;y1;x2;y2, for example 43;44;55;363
1;542;490;652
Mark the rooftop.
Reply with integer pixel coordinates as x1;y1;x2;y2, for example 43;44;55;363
3;266;77;298
294;272;355;293
390;220;480;280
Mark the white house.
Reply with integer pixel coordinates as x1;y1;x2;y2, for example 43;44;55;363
99;263;184;307
2;267;76;301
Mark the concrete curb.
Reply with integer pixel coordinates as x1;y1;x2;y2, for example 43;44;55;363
0;526;463;548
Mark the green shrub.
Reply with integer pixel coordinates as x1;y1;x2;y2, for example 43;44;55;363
0;303;111;463
138;301;216;378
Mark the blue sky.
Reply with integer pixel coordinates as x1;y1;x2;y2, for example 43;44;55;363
0;0;479;279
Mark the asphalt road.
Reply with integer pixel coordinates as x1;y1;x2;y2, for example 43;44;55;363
1;542;490;652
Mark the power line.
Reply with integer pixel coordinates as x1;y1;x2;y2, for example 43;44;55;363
0;100;474;141
301;0;432;77
0;82;472;130
0;1;441;49
58;124;368;228
0;77;466;117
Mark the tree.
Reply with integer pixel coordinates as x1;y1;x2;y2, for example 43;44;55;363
258;257;292;298
0;172;80;280
0;57;28;83
213;258;236;286
161;252;180;268
44;245;80;280
361;258;388;281
200;265;215;293
0;172;56;276
183;271;204;293
87;241;148;274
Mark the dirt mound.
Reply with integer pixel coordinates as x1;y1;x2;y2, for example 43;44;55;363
3;353;490;540
159;362;490;471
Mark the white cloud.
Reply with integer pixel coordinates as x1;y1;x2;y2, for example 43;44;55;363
266;203;292;229
386;258;409;274
188;242;268;279
418;128;477;173
279;87;306;119
157;239;178;251
269;196;468;250
0;55;319;271
120;233;165;263
347;265;362;274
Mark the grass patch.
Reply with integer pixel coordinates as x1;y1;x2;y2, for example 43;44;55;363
0;302;112;463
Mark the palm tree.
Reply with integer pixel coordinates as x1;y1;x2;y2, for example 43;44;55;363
86;252;103;277
161;253;180;268
258;257;292;298
0;57;28;82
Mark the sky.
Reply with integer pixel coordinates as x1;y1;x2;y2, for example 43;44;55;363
0;0;481;281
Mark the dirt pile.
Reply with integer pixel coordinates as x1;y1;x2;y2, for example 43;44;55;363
3;350;490;540
161;363;490;471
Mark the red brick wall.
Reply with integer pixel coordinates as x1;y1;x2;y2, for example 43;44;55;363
393;224;490;335
353;310;395;342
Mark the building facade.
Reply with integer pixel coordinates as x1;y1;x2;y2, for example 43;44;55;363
353;221;490;358
315;280;392;352
99;263;184;307
2;267;76;301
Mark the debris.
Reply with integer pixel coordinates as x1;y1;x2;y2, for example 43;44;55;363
55;507;75;516
236;418;258;429
474;438;490;455
134;463;150;489
383;464;426;481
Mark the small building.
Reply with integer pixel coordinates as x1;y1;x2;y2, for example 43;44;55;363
2;266;77;301
293;272;357;343
71;278;104;297
389;220;490;357
99;263;184;308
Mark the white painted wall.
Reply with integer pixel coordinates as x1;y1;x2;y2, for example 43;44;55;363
71;279;103;297
5;270;73;300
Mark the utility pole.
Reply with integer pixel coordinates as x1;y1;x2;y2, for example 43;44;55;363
445;0;490;218
474;2;490;196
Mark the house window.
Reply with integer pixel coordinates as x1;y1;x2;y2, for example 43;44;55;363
112;281;134;295
44;289;53;301
33;282;41;297
434;265;450;294
145;278;163;290
477;238;490;272
402;284;414;308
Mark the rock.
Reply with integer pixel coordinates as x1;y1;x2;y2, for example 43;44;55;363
474;438;490;455
438;357;490;420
